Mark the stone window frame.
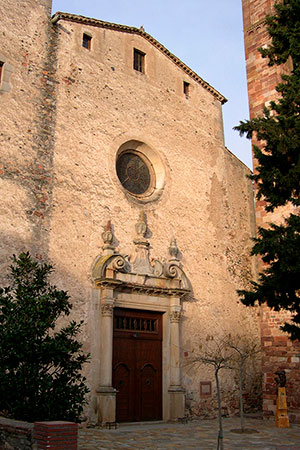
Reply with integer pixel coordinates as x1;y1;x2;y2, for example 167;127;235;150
183;81;190;98
200;381;212;398
133;48;145;73
82;32;92;50
0;54;14;94
115;140;166;204
116;149;156;198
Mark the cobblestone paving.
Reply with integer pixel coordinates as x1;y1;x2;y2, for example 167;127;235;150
79;417;300;450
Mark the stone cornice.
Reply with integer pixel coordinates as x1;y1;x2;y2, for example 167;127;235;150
51;12;227;104
94;277;189;298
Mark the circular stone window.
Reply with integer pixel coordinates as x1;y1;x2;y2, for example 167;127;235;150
116;151;154;196
115;140;166;203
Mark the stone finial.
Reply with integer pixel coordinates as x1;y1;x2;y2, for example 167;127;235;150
135;210;147;239
169;238;179;261
132;211;152;274
102;220;115;254
164;237;181;279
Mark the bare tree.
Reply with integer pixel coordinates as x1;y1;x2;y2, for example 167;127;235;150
188;337;234;450
226;336;260;432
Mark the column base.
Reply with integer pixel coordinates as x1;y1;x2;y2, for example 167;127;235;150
168;386;186;420
96;386;117;424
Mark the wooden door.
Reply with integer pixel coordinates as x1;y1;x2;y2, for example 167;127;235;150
113;308;163;422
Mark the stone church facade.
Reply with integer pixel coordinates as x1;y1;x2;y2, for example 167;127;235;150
1;0;260;423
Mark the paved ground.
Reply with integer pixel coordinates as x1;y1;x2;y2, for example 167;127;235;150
79;417;300;449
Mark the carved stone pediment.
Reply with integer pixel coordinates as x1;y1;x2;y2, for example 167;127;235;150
92;214;191;298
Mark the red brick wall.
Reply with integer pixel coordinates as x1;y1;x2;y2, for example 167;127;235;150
243;1;280;120
34;422;78;450
261;306;300;423
0;418;78;450
242;0;300;423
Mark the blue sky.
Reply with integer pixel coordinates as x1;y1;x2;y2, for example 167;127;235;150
51;0;252;169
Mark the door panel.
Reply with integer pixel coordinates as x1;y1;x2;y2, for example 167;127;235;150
113;363;132;422
113;308;162;422
112;333;135;422
140;363;158;421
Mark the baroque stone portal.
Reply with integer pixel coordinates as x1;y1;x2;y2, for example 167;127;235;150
92;212;191;423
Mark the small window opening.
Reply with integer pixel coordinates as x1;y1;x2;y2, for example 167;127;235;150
0;62;3;83
133;48;145;73
200;381;212;398
82;34;92;50
183;81;190;97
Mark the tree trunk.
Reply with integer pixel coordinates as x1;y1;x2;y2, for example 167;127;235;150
215;368;224;450
239;360;245;432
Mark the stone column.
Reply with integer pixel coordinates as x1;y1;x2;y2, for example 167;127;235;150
170;310;181;386
168;308;185;420
96;290;116;424
100;303;114;386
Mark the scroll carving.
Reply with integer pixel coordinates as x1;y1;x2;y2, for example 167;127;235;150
111;255;126;271
164;262;180;279
92;216;191;298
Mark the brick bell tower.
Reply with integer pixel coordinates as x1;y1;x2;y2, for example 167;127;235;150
242;0;300;423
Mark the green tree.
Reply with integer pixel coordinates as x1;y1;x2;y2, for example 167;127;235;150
0;252;89;422
235;0;300;340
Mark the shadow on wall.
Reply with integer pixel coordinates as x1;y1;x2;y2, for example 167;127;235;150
0;231;98;421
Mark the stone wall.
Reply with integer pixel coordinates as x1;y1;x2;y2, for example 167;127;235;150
0;1;260;423
50;15;259;421
0;0;56;274
242;0;300;423
0;418;34;450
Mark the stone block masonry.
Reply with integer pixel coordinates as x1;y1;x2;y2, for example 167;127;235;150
242;0;293;228
0;417;34;450
242;0;300;423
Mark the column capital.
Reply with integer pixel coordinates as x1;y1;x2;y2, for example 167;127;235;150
170;311;181;323
101;303;114;316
